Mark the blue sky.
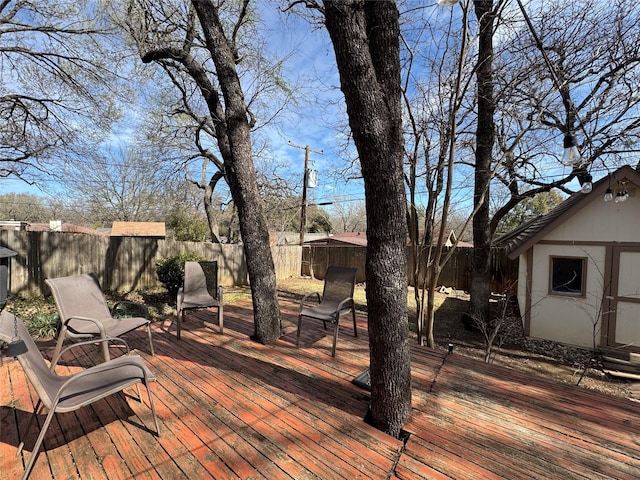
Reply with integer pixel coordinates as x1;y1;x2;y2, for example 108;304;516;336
0;0;603;219
1;0;368;215
256;1;365;211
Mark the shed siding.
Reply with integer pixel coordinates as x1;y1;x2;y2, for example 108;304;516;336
543;193;639;242
613;250;640;346
528;244;606;348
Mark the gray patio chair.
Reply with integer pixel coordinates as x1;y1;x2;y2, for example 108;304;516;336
296;266;358;357
0;310;159;480
46;273;154;366
176;261;223;339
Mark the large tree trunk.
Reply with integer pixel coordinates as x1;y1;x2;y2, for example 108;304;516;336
191;0;281;343
204;170;224;244
323;0;411;438
470;0;495;325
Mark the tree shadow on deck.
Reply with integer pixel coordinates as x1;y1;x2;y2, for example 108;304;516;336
140;301;374;419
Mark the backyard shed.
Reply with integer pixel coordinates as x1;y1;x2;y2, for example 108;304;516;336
499;165;640;353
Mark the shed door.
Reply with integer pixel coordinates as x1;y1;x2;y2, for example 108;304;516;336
608;246;640;350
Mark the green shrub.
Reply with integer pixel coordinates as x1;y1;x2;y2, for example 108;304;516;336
112;301;149;319
156;252;204;299
26;312;60;339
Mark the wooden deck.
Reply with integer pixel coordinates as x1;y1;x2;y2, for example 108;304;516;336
2;298;639;479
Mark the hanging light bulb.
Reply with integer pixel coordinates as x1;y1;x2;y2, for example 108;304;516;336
580;174;593;194
603;174;613;202
616;181;629;202
562;134;581;166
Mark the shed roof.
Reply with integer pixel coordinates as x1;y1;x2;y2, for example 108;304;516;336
110;221;166;238
496;165;640;259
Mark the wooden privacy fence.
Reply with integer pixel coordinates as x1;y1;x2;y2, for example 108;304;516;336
303;245;517;292
1;230;301;297
1;230;516;298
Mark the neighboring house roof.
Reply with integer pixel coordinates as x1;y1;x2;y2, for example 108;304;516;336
25;223;108;236
496;165;640;260
305;232;368;246
305;229;471;247
110;221;166;238
269;231;329;246
0;220;28;231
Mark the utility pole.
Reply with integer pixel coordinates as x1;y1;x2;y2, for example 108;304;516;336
288;141;323;246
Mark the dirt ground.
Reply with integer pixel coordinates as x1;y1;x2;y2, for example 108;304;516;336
429;289;638;401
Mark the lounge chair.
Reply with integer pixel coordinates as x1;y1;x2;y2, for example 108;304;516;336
176;261;223;339
0;310;159;480
46;273;154;365
296;266;357;357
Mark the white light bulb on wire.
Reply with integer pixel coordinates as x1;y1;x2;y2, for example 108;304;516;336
562;134;582;166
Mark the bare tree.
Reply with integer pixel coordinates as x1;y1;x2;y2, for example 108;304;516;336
59;144;176;222
330;197;366;233
126;0;282;343
484;0;640;229
401;0;476;347
118;0;297;245
0;1;125;187
470;0;640;329
254;156;304;234
291;0;411;438
467;0;498;329
0;193;51;222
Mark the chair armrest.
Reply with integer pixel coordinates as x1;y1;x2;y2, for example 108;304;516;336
65;316;108;336
53;355;155;404
111;300;150;320
300;292;322;311
50;337;131;370
336;297;354;311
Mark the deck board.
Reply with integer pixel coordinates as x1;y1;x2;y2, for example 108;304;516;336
2;297;639;479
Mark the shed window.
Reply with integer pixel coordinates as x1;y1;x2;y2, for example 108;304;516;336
550;256;586;296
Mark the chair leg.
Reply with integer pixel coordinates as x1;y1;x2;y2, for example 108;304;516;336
296;314;303;346
147;324;155;356
332;320;340;358
176;310;181;340
101;336;110;363
50;325;68;370
20;405;58;480
17;400;43;456
352;308;358;337
144;381;161;435
135;382;143;401
218;305;224;335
